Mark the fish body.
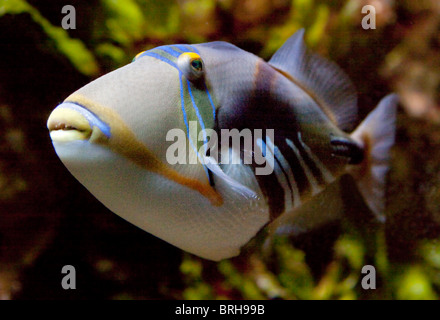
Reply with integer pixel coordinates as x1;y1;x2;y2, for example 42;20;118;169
47;30;398;261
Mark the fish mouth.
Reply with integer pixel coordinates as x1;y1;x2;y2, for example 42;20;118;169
47;102;110;143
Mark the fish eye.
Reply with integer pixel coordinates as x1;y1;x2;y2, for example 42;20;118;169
190;59;203;71
178;52;204;81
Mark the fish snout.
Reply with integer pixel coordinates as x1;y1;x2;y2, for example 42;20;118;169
47;102;110;143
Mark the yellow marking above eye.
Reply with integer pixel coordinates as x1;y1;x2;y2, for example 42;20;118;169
182;52;203;71
181;52;201;60
134;51;146;60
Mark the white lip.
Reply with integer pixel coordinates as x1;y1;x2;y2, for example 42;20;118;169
49;129;90;142
47;106;92;142
47;101;113;143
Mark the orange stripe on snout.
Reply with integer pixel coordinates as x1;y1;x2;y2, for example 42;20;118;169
65;94;223;206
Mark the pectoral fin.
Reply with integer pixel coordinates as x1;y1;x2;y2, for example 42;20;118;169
204;156;260;201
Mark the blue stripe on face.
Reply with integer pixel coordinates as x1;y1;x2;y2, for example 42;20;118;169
56;102;111;138
187;79;208;153
204;83;216;121
157;46;182;58
174;44;189;52
180;74;211;180
135;45;200;61
185;45;200;54
134;44;214;182
140;51;178;68
178;73;199;158
173;44;200;54
137;45;215;140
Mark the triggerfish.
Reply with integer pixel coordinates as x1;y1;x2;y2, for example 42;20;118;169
47;29;398;261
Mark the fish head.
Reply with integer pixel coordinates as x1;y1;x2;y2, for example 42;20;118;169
47;42;258;170
47;42;264;198
46;43;269;261
49;50;184;160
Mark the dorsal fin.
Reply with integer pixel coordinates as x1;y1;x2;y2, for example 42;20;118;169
268;29;358;131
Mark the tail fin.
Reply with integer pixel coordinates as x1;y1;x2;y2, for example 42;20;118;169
348;94;399;222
